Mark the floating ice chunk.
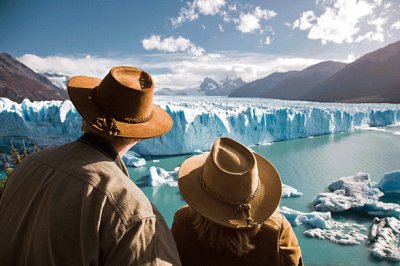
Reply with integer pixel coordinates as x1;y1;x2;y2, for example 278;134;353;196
280;206;331;229
122;151;146;167
377;171;400;194
313;173;383;212
193;149;204;154
148;166;179;187
364;201;400;219
304;221;368;245
368;217;400;262
282;184;303;198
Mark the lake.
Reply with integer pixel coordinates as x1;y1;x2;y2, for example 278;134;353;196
129;125;400;266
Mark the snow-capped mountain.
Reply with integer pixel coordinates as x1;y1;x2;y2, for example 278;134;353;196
41;72;69;91
0;53;68;103
156;76;246;96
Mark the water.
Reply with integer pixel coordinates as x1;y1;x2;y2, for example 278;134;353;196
129;126;400;266
1;126;399;265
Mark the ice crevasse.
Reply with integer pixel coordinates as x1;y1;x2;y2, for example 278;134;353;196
0;96;399;155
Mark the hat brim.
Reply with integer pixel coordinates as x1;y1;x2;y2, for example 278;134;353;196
178;152;282;228
68;76;173;139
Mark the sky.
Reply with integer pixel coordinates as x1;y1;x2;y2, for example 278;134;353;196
1;0;400;89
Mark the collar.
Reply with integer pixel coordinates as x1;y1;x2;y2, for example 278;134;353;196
77;133;129;176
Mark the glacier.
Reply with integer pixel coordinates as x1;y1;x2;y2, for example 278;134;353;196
0;96;399;156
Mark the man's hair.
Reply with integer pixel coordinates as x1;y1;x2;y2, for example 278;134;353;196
81;120;139;149
192;208;261;257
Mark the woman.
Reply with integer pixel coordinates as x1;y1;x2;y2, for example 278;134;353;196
172;137;303;266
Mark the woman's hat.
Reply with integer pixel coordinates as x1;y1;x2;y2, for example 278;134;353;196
67;66;173;139
178;138;282;228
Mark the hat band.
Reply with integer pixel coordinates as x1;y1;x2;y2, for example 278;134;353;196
199;170;260;226
93;112;153;136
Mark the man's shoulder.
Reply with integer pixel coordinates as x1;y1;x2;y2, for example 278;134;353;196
30;141;157;227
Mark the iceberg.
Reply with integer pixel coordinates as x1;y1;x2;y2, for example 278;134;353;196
280;206;368;245
282;184;303;198
369;217;400;262
148;166;179;187
313;173;383;212
377;170;400;194
304;221;368;245
280;206;331;229
313;172;400;218
122;151;146;168
1;96;399;155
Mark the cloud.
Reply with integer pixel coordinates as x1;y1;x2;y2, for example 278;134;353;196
291;0;396;44
262;36;273;45
19;53;332;90
391;21;400;30
142;35;205;56
18;54;124;77
235;7;277;33
171;0;226;28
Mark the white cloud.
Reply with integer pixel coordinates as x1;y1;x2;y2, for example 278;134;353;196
292;11;317;30
171;0;225;28
19;53;329;90
18;54;124;78
391;21;400;30
142;35;205;56
236;7;277;33
262;36;273;45
292;0;392;44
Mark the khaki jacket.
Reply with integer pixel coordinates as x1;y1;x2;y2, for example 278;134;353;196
0;133;181;266
171;205;303;266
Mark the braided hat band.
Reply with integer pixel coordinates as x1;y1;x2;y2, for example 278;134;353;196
199;169;260;227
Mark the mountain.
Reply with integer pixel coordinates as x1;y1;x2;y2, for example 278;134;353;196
206;76;246;96
260;61;346;100
307;41;400;103
41;72;69;91
0;53;68;103
155;76;246;96
230;71;300;97
229;61;346;99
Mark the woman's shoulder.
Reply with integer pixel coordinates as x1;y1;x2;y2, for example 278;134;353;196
262;210;285;232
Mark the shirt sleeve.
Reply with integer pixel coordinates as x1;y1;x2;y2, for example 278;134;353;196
103;217;182;266
279;216;304;266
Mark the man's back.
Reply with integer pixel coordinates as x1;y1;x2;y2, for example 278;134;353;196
0;137;180;265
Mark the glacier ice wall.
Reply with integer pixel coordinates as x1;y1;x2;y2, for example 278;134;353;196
1;96;400;155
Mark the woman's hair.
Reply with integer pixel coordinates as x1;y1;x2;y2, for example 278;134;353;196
192;208;261;257
81;120;139;149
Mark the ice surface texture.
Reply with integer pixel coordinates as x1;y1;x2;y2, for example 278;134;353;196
1;96;399;156
378;170;400;194
369;217;400;262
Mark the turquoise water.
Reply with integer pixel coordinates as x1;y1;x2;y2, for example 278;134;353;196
1;127;399;265
129;126;400;266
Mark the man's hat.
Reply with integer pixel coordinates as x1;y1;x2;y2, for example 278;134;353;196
178;138;282;228
67;66;173;139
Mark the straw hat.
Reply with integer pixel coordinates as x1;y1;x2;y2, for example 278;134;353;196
179;138;282;228
67;66;172;139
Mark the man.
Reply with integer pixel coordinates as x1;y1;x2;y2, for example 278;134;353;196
0;66;181;265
